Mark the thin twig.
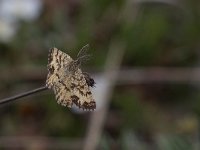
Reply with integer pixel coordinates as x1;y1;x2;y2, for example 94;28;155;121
0;86;48;105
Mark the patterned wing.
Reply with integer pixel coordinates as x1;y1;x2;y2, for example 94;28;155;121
70;69;96;110
46;47;73;107
83;72;96;87
46;47;96;110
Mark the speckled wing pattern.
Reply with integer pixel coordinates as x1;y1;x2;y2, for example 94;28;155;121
46;47;96;110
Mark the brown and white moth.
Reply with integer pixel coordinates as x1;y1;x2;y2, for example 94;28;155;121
46;45;96;111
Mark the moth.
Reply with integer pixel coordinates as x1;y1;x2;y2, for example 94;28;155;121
46;45;96;110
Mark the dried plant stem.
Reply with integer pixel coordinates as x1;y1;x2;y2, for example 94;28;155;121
0;86;48;105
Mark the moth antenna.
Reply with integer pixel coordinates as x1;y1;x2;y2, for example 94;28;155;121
78;54;91;62
73;54;91;69
77;44;90;58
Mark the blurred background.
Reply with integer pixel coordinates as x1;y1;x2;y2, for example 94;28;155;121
0;0;200;149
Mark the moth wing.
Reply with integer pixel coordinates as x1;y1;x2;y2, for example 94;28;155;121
52;78;73;107
46;47;74;107
70;69;96;110
46;47;73;88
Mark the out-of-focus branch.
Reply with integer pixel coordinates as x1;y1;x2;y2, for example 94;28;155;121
134;0;180;6
116;67;200;84
83;40;126;150
0;136;82;149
